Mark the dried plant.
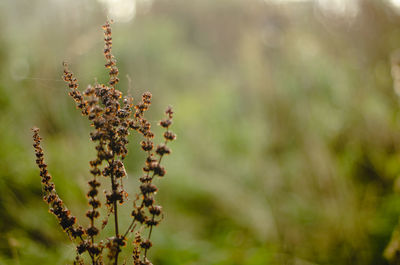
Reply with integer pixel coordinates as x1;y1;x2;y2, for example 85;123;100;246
32;20;176;265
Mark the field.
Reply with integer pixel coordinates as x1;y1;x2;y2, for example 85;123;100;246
2;0;400;264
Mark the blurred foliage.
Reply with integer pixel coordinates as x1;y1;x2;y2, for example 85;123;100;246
3;0;400;264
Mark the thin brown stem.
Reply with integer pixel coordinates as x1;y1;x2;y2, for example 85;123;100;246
143;214;155;259
123;198;145;238
110;173;120;265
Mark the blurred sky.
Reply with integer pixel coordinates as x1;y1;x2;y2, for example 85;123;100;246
95;0;400;23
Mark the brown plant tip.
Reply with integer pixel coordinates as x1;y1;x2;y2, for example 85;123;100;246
165;105;174;118
32;127;81;237
102;20;119;87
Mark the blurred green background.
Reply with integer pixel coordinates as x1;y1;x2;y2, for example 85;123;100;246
3;0;400;264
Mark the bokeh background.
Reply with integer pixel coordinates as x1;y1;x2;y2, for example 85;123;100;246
3;0;400;264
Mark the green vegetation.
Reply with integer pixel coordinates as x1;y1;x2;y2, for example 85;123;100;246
2;0;400;264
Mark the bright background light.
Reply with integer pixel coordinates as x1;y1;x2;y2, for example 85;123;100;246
97;0;137;22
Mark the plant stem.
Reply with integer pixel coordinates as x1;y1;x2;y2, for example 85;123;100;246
111;171;120;265
144;214;155;259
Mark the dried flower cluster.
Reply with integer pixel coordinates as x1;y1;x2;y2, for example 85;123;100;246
32;20;175;265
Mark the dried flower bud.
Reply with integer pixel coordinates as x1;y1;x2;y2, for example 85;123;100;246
88;243;102;255
71;226;85;238
154;165;166;177
140;183;158;195
143;197;154;207
146;219;159;227
149;206;162;216
60;216;76;230
88;188;98;197
163;131;176;141
156;144;171;156
89;198;101;208
88;180;101;188
132;209;147;223
165;106;174;119
86;210;100;219
77;241;89;254
106;191;124;204
87;226;99;236
141;140;154;151
159;119;172;128
140;240;152;250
